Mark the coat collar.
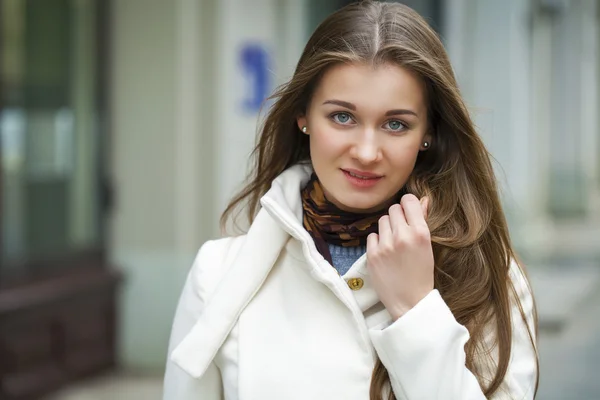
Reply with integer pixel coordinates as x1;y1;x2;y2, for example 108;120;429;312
171;164;384;378
170;207;289;378
260;162;312;225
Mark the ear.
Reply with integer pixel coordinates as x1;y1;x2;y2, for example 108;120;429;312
420;133;433;151
296;115;308;135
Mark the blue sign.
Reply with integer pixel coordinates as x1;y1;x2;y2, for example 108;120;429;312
239;43;271;113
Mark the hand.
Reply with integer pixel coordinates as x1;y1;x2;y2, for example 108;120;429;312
366;194;434;320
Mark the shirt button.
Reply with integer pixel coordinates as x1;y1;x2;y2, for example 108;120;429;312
347;277;364;291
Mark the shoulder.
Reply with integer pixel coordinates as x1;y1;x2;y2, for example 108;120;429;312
507;258;537;336
508;259;531;292
188;235;248;304
508;260;535;314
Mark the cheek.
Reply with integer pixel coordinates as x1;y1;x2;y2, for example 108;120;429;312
386;142;422;169
309;126;345;157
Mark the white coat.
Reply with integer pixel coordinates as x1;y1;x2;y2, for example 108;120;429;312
163;164;537;400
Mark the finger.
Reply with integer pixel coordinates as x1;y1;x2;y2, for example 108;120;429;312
388;203;407;234
401;194;427;227
378;215;393;246
366;232;379;252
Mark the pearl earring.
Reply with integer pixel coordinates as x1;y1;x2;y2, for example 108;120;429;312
302;126;307;133
423;141;430;148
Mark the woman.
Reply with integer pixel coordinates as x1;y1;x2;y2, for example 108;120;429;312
163;1;538;399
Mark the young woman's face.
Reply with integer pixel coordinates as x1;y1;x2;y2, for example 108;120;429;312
297;63;431;213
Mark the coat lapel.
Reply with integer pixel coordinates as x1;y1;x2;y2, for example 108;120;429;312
170;208;290;378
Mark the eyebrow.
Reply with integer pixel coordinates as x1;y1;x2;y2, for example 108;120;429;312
322;99;418;117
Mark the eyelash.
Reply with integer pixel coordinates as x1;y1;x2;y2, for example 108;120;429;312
329;112;409;133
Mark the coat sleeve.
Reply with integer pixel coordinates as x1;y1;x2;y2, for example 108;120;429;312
369;261;538;400
163;242;225;400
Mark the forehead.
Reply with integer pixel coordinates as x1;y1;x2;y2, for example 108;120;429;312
312;62;427;113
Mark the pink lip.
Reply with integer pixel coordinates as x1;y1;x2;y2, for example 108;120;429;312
342;168;383;179
341;168;383;188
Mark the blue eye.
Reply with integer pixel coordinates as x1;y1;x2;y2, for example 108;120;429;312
385;120;407;132
332;112;353;125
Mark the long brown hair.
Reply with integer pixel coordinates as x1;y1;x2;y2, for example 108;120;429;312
221;1;538;398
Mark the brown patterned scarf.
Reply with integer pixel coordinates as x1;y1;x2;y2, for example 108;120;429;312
301;173;398;265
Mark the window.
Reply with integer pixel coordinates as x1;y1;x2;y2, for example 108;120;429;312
0;3;117;398
1;0;107;277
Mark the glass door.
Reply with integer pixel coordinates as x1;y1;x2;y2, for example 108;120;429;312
1;0;105;278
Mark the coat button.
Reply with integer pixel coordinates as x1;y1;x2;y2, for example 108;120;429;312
347;277;364;291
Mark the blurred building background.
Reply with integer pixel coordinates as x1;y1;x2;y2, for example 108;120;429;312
0;0;599;399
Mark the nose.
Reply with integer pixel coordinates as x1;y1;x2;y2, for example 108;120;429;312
349;128;382;165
